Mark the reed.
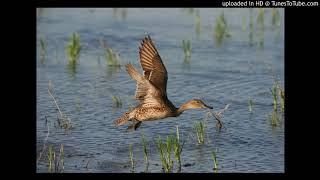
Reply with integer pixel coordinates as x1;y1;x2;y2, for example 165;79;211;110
129;143;134;172
182;40;191;62
257;8;265;48
40;37;47;64
173;126;184;171
111;95;122;108
66;32;81;64
270;83;278;111
141;131;149;171
155;135;174;173
195;9;201;38
211;150;218;171
193;120;206;144
278;85;285;113
269;110;280;126
99;36;120;67
47;144;64;173
214;11;231;47
271;8;281;28
248;98;253;112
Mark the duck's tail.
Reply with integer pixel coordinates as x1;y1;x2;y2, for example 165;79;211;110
114;112;130;126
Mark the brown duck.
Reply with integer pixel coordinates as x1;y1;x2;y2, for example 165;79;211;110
114;35;213;131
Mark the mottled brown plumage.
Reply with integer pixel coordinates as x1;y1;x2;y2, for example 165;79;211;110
114;35;212;130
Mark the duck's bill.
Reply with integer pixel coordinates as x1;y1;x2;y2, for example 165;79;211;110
204;104;213;109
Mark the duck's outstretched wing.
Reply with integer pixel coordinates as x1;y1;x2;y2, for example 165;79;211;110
125;63;163;107
139;35;168;97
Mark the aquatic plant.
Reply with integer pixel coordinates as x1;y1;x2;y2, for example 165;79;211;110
214;11;231;47
242;15;247;31
269;110;280;126
257;8;265;48
248;98;253;112
111;95;122;108
141;131;149;171
47;144;64;173
47;145;55;172
39;37;47;64
155;135;174;173
193;120;206;144
278;85;285;113
195;9;201;38
66;32;81;64
211;149;218;171
182;40;191;62
249;9;254;46
172;126;184;172
48;81;72;130
271;8;281;29
98;38;121;67
129;143;134;172
270;83;278;111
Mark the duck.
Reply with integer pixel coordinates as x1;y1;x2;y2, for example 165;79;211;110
114;35;213;131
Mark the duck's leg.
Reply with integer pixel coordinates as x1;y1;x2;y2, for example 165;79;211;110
126;120;142;132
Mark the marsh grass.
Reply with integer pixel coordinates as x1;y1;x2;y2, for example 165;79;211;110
195;9;201;38
111;95;122;108
40;37;47;64
271;8;281;29
66;32;81;64
173;126;184;172
155;135;174;173
270;83;278;111
249;9;254;46
193;120;206;144
214;11;231;47
248;98;253;112
269;110;280;127
99;38;121;67
141;131;149;172
211;149;218;171
182;40;191;62
278;85;285;113
47;144;64;173
257;8;265;48
129;143;134;172
48;81;72;130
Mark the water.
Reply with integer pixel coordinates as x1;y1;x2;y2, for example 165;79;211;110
36;8;284;173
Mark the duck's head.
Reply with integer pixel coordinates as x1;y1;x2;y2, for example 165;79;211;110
182;99;213;110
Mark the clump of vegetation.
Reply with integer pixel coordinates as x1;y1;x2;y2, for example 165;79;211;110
182;40;191;62
269;80;284;126
141;131;149;171
111;95;122;108
99;38;121;66
270;83;278;111
257;8;265;48
269;110;280;127
214;11;231;47
278;85;285;113
211;149;218;171
48;81;72;130
39;37;47;64
47;144;65;173
155;135;174;173
271;8;281;29
248;98;253;112
66;32;81;64
129;143;134;172
249;9;254;46
172;126;184;172
193;120;206;144
195;9;201;38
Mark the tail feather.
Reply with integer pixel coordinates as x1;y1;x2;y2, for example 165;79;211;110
114;112;130;126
